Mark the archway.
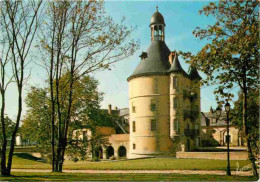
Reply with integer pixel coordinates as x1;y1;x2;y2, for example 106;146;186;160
106;146;114;159
118;146;126;158
95;146;103;159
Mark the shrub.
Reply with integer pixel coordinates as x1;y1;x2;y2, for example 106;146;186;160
109;155;116;160
91;157;100;162
73;158;79;162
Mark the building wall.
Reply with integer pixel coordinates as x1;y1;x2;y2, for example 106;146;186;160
201;126;242;146
176;151;248;160
129;75;173;158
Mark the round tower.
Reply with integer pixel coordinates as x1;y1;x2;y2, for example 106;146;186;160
127;8;173;158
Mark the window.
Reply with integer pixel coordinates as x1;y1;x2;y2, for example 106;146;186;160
133;143;136;149
123;118;128;125
133;121;136;132
151;119;156;131
151;103;156;111
150;99;157;111
187;124;190;129
173;76;177;88
174;98;178;109
132;102;136;113
174;119;180;133
195;123;199;130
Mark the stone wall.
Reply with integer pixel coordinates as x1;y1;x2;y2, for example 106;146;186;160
176;151;248;160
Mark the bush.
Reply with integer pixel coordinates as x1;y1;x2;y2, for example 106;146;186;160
72;158;79;162
91;157;100;162
109;155;116;160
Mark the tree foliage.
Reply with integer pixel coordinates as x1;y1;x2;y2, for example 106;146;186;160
21;75;109;159
180;0;258;101
179;0;259;176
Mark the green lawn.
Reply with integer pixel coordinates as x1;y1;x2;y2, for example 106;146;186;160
0;172;258;181
11;153;252;171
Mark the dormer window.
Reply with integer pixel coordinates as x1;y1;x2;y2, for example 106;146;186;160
139;52;148;60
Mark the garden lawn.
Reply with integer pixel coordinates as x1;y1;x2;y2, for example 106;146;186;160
11;153;251;171
0;172;258;181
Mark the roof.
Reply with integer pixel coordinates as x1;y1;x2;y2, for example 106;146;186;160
128;40;171;80
189;66;202;80
96;127;116;136
150;11;165;26
169;53;189;77
119;108;129;117
201;111;233;127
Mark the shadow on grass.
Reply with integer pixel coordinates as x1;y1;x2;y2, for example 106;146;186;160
13;153;46;163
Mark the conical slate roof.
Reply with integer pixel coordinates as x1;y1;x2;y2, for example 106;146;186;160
128;40;171;80
189;66;202;80
169;53;189;77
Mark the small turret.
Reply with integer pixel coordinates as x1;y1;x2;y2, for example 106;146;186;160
169;52;189;77
189;66;202;80
150;6;165;42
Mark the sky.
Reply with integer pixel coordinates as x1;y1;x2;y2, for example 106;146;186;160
4;0;240;120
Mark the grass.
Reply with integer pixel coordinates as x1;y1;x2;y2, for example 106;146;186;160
11;153;252;171
0;172;258;181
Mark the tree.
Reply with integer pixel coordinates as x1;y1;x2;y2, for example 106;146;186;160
180;0;258;176
38;1;139;172
0;116;15;146
21;75;109;162
232;89;259;160
0;0;42;175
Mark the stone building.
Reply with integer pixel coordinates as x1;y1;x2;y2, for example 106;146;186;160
127;8;202;158
200;109;243;147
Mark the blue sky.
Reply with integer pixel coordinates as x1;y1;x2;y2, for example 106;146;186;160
5;0;239;119
92;0;239;111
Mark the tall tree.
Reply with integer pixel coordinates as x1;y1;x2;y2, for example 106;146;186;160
232;89;259;160
180;0;258;176
38;1;138;172
0;0;42;175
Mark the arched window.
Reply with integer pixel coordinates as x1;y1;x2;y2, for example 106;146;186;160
106;146;114;159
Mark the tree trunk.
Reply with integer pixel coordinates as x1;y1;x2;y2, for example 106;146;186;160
242;89;258;177
6;85;23;175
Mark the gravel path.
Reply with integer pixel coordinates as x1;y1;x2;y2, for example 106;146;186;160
11;169;253;176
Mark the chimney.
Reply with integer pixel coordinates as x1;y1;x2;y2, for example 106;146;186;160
108;104;112;114
210;107;214;114
169;51;175;65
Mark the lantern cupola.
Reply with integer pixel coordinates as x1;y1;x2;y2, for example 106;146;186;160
150;6;165;42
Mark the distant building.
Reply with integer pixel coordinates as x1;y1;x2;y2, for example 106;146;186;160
200;109;243;147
